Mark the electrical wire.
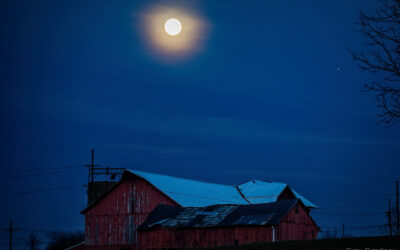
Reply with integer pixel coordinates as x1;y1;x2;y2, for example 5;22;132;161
18;228;57;233
319;202;386;210
314;212;384;216
0;184;84;195
312;194;394;202
320;224;385;230
0;168;86;181
0;165;85;171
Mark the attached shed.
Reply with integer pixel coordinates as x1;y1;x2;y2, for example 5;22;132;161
138;199;318;249
79;169;317;249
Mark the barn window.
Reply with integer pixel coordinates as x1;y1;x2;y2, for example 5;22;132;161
295;205;299;213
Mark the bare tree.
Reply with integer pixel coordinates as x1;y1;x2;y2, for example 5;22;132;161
25;233;42;250
45;231;84;250
321;228;340;239
350;0;400;126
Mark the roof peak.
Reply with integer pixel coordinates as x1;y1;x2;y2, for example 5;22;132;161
127;169;236;187
240;179;287;185
82;169;317;213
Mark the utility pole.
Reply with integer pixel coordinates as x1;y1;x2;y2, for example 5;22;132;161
2;221;19;250
86;148;99;185
387;199;392;236
342;222;345;238
91;148;94;183
396;181;399;236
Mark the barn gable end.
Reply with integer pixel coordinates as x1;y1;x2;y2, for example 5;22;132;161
277;201;319;240
83;175;178;246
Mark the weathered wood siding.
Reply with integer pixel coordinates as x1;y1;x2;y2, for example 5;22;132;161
76;245;136;250
138;226;274;249
84;176;178;247
277;186;296;201
276;203;318;240
138;204;318;250
82;175;318;249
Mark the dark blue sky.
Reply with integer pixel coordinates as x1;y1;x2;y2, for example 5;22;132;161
1;0;400;247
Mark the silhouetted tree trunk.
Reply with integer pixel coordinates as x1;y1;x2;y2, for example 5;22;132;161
350;0;400;126
26;233;42;250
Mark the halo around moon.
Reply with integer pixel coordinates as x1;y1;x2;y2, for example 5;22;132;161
139;5;208;60
165;18;182;36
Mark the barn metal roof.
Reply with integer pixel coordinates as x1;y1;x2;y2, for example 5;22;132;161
81;170;317;213
237;180;287;203
291;189;317;208
127;169;317;208
237;180;318;208
138;199;299;230
127;169;248;207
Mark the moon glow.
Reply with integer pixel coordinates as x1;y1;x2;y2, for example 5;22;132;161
164;18;182;36
140;5;207;59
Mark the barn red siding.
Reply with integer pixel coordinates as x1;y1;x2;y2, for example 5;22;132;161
277;203;318;241
138;226;273;249
84;177;178;247
138;203;318;249
76;245;136;250
277;186;296;201
80;173;319;250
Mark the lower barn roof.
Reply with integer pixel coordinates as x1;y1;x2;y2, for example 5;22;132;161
139;199;300;230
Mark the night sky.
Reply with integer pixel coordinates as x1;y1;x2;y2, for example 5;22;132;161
1;0;400;248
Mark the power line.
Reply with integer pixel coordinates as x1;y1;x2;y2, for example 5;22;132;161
0;165;84;172
0;168;86;181
320;224;384;230
387;198;392;236
18;228;56;234
319;201;386;210
396;180;399;236
314;212;383;216
312;194;394;202
0;184;84;195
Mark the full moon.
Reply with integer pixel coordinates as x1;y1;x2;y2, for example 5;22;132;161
164;18;182;36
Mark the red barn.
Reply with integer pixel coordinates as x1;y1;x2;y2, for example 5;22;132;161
77;169;318;249
138;199;318;249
